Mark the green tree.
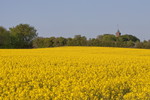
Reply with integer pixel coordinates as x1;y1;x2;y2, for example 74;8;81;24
9;24;37;48
118;34;140;42
126;40;135;47
66;38;74;46
49;37;56;47
32;37;52;48
142;40;150;49
53;37;67;47
135;42;143;48
88;38;102;46
0;26;11;48
96;34;116;47
73;35;87;46
97;34;116;42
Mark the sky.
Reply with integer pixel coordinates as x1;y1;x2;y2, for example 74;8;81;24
0;0;150;41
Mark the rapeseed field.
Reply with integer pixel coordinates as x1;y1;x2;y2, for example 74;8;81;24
0;47;150;99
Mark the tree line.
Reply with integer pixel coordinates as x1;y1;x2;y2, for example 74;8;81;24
0;24;150;49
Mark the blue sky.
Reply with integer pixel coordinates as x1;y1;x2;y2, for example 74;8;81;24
0;0;150;40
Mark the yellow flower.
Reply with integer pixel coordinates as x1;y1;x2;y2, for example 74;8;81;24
0;47;150;99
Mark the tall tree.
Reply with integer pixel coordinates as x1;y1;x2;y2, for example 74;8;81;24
10;24;37;48
73;35;87;46
53;37;67;47
32;37;52;48
118;34;140;42
0;26;10;48
97;34;116;42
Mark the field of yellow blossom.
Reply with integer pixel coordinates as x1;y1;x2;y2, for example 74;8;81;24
0;47;150;99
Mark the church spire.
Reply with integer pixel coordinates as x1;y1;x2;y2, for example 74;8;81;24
116;24;121;37
116;29;121;37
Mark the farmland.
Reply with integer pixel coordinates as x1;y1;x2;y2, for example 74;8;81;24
0;47;150;99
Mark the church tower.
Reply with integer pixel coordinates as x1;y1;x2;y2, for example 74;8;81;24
116;29;121;37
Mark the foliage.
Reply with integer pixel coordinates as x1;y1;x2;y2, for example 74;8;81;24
0;47;150;99
53;37;67;47
97;34;116;42
0;27;11;48
32;37;54;48
0;24;149;49
135;40;150;49
9;24;37;48
117;34;140;42
73;35;87;46
33;34;141;48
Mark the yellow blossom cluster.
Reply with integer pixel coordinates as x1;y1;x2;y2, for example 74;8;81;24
0;47;150;99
